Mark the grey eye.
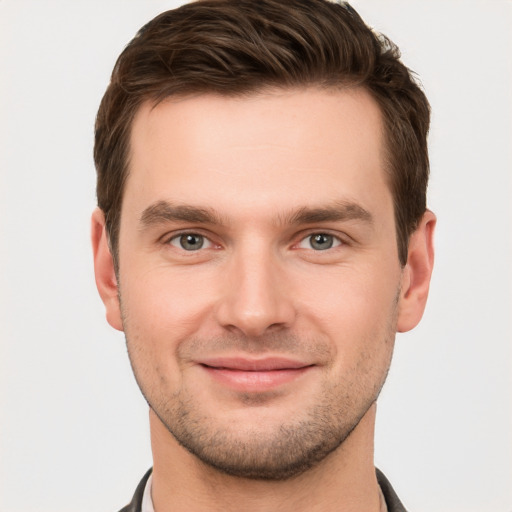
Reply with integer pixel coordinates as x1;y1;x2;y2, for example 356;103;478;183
309;233;334;250
298;233;341;251
171;233;205;251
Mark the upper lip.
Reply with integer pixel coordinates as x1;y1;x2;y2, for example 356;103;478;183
198;357;312;371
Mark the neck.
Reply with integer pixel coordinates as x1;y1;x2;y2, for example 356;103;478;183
149;404;382;512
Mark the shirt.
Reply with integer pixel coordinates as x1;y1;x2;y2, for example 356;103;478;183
120;467;406;512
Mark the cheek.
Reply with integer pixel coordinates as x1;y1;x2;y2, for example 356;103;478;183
118;275;206;397
119;268;217;362
294;262;400;348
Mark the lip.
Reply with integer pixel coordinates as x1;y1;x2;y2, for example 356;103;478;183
198;357;314;392
199;356;310;371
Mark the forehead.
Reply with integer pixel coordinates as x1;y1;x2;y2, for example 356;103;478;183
124;87;390;224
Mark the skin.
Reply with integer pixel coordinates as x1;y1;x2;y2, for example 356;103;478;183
92;87;435;512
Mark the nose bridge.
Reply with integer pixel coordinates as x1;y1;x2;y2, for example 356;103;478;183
215;237;294;336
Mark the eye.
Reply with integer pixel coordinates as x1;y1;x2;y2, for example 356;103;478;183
298;233;342;251
168;233;213;251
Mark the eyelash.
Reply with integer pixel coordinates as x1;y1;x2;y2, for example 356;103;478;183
165;232;217;251
296;232;344;251
163;231;346;252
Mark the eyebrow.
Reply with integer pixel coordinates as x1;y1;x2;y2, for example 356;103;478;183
284;201;373;226
140;201;227;228
139;199;373;229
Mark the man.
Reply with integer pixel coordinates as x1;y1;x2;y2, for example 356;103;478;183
91;1;435;511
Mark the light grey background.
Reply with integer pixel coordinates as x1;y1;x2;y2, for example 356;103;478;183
1;1;511;511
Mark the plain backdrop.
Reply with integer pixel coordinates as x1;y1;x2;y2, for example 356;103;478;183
1;1;511;511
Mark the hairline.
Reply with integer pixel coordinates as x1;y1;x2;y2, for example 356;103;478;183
108;83;408;269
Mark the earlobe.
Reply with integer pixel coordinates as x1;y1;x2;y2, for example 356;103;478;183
396;210;436;333
91;208;124;332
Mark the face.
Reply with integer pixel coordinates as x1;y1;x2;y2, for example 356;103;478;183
98;88;423;480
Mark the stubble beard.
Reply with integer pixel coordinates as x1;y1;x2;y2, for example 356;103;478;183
121;277;400;482
125;328;395;482
151;375;386;481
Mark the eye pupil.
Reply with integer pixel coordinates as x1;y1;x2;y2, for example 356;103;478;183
180;234;204;251
310;233;333;250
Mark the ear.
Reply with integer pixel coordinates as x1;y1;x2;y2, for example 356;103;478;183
396;210;436;333
91;208;124;331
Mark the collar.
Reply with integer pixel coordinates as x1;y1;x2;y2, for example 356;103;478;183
121;467;407;512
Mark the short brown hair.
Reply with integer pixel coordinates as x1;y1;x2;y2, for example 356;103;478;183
94;0;430;266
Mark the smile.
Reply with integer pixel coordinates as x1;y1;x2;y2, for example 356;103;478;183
198;357;315;392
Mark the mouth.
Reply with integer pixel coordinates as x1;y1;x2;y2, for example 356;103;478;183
198;357;315;392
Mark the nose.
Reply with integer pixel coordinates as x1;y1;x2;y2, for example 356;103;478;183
214;244;296;338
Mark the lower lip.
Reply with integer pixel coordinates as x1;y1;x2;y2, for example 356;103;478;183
201;366;312;392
